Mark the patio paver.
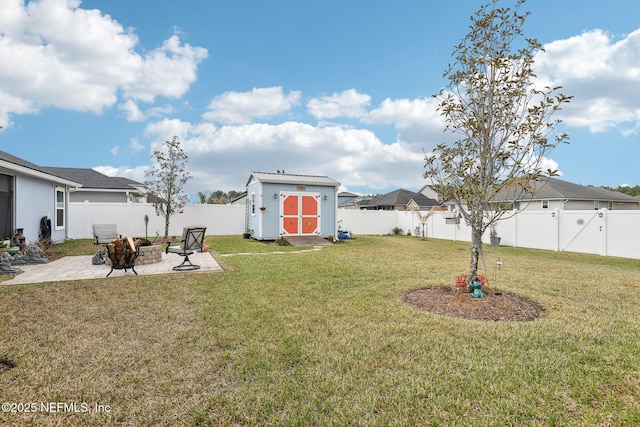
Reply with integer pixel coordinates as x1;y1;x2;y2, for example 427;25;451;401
1;251;223;286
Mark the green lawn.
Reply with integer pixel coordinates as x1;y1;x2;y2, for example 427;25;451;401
0;236;638;426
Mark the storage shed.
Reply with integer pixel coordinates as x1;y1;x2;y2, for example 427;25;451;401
245;171;341;240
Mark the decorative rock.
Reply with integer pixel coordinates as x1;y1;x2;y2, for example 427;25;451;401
0;262;23;275
92;251;105;265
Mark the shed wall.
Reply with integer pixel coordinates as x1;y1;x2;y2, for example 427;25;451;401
246;179;337;240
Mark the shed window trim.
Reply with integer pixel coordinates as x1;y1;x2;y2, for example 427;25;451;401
251;192;256;216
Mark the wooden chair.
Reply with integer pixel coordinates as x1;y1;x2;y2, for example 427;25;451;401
165;226;207;271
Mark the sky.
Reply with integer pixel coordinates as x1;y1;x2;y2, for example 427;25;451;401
1;0;639;200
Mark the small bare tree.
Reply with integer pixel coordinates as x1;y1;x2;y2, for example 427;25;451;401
424;0;572;291
145;136;192;239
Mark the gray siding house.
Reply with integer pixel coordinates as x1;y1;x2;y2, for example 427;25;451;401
363;189;440;211
43;167;146;203
495;177;640;211
0;151;81;244
246;171;340;240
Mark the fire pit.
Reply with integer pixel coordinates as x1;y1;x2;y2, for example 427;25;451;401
106;244;162;266
136;244;163;265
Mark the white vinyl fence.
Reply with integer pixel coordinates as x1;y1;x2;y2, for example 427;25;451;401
68;201;246;240
68;202;640;259
337;208;640;260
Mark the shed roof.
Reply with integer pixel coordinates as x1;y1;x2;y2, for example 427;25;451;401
247;172;340;187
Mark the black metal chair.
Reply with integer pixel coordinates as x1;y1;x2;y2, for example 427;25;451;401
165;226;207;271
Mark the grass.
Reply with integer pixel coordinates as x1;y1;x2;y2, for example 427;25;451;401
0;236;639;426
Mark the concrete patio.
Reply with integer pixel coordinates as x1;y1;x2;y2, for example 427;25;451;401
1;251;223;286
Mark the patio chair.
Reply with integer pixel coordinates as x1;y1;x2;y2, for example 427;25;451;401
165;226;207;271
93;224;120;246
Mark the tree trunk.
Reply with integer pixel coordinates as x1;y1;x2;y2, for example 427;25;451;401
164;218;170;240
468;218;484;292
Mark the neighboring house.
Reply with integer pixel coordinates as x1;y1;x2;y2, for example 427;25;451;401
229;191;247;206
0;150;81;243
338;191;358;206
363;188;440;211
418;184;442;202
492;176;639;211
42;167;146;203
339;195;373;210
245;171;340;240
437;176;640;213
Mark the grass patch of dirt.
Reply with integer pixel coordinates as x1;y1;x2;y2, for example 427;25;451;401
404;285;545;321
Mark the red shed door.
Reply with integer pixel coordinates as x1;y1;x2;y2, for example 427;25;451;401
280;192;320;236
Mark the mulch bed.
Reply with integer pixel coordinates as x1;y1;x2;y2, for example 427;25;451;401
403;285;545;322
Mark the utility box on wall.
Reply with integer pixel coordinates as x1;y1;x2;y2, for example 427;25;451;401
245;171;340;241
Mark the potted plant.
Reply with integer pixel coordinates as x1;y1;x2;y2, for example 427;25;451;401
0;241;6;253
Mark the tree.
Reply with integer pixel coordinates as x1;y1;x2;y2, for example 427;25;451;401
196;190;245;204
424;0;571;291
145;136;192;239
603;185;640;197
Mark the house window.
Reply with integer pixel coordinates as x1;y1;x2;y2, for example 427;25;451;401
55;187;65;230
608;201;613;210
541;200;549;209
251;192;256;215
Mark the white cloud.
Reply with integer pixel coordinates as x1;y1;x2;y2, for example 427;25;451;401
129;138;144;153
119;100;144;122
368;97;443;130
111;146;120;156
307;89;371;119
142;118;425;195
202;86;301;125
93;164;148;183
122;35;208;103
119;99;174;122
0;0;206;123
535;29;640;135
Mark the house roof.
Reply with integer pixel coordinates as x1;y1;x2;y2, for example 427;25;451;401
42;167;143;192
247;171;340;187
338;191;359;197
0;150;81;187
367;188;439;209
497;177;638;203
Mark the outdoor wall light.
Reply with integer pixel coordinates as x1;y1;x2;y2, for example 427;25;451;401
273;193;278;199
324;195;328;200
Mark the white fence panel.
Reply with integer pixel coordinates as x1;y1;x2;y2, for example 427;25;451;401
69;202;640;259
337;209;399;236
606;211;640;259
559;210;606;256
69;202;245;239
513;211;559;251
428;212;472;242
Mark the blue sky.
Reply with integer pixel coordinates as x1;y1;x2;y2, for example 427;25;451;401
1;0;639;199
